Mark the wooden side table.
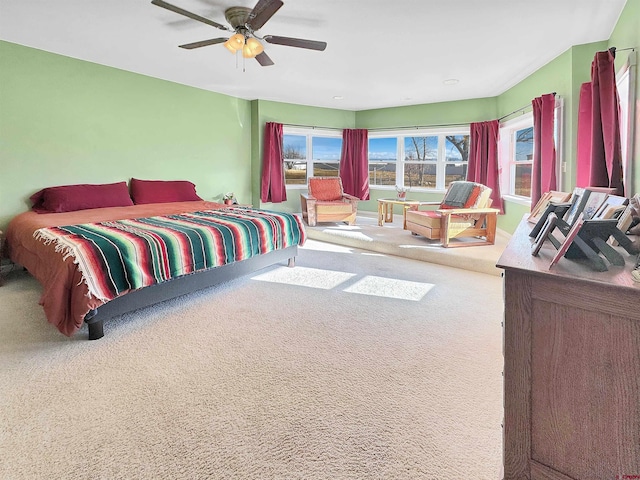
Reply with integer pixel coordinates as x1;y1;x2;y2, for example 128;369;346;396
377;198;439;228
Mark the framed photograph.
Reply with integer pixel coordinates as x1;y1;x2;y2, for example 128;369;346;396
593;194;628;219
549;214;586;269
564;187;587;226
595;204;626;220
531;212;558;256
528;191;571;224
582;186;618;194
581;189;610;220
609;205;635;246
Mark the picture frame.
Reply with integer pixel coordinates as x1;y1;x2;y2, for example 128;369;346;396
580;189;610;220
528;190;571;224
549;214;586;269
592;194;628;219
608;205;635;246
531;212;558;256
529;202;572;238
564;187;587;226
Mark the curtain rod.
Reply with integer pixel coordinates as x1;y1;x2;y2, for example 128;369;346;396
281;123;341;131
498;92;557;122
282;122;470;131
368;122;470;131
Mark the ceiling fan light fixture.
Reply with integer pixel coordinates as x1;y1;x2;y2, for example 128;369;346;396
242;44;253;58
223;39;238;53
246;37;264;56
228;33;245;50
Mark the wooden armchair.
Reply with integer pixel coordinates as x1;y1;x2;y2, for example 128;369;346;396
405;181;500;247
300;177;359;226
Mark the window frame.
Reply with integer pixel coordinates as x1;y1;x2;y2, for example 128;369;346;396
499;97;563;206
617;51;637;197
282;126;343;188
509;117;534;200
368;126;471;192
367;136;399;188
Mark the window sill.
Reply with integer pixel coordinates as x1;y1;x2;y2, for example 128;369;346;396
502;194;531;207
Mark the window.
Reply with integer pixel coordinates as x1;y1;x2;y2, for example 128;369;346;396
499;114;534;199
283;134;307;185
513;126;534;197
283;128;342;186
368;128;469;191
499;98;563;201
368;137;397;186
617;52;636;196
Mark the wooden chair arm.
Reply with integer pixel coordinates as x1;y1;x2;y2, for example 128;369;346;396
413;202;441;210
342;193;359;202
436;207;500;216
301;193;316;201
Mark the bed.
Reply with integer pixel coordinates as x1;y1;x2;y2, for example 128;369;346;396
5;200;306;339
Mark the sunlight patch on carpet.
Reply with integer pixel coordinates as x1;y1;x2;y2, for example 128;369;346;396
252;266;433;301
300;240;354;254
343;276;434;301
251;266;356;289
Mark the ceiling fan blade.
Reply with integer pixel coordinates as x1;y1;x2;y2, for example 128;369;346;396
246;0;283;31
179;38;228;49
151;0;229;31
255;51;275;66
264;35;327;51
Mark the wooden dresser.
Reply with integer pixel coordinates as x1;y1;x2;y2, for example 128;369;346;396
497;217;640;480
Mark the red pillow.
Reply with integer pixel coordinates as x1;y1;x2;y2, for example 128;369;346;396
30;182;134;213
130;178;202;204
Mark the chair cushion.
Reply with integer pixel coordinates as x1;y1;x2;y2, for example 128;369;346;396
309;177;342;201
406;210;442;228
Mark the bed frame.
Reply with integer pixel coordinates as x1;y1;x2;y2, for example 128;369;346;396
83;245;298;340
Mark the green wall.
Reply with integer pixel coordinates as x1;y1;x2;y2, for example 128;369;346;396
2;0;637;236
0;41;252;229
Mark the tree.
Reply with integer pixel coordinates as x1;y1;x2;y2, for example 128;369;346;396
283;145;304;170
446;135;469;161
404;135;470;187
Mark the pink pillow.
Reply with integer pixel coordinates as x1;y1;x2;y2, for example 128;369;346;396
30;182;134;213
130;178;202;205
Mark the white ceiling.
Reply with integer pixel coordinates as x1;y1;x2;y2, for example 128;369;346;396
0;0;627;111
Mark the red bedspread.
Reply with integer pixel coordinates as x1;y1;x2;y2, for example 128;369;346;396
6;201;303;336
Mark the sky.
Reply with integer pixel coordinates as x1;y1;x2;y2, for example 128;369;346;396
284;134;468;161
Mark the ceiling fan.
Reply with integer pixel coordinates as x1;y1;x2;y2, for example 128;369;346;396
151;0;327;66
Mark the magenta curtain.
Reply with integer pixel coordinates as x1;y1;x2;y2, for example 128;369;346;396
575;82;593;188
339;129;370;200
576;48;624;195
468;120;503;213
530;93;557;209
260;122;287;203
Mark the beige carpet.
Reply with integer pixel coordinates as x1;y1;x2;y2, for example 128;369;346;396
0;239;504;479
305;212;510;276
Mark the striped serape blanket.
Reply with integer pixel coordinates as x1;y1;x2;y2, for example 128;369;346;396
34;208;306;302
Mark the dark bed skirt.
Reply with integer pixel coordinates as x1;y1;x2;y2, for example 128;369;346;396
84;245;298;340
